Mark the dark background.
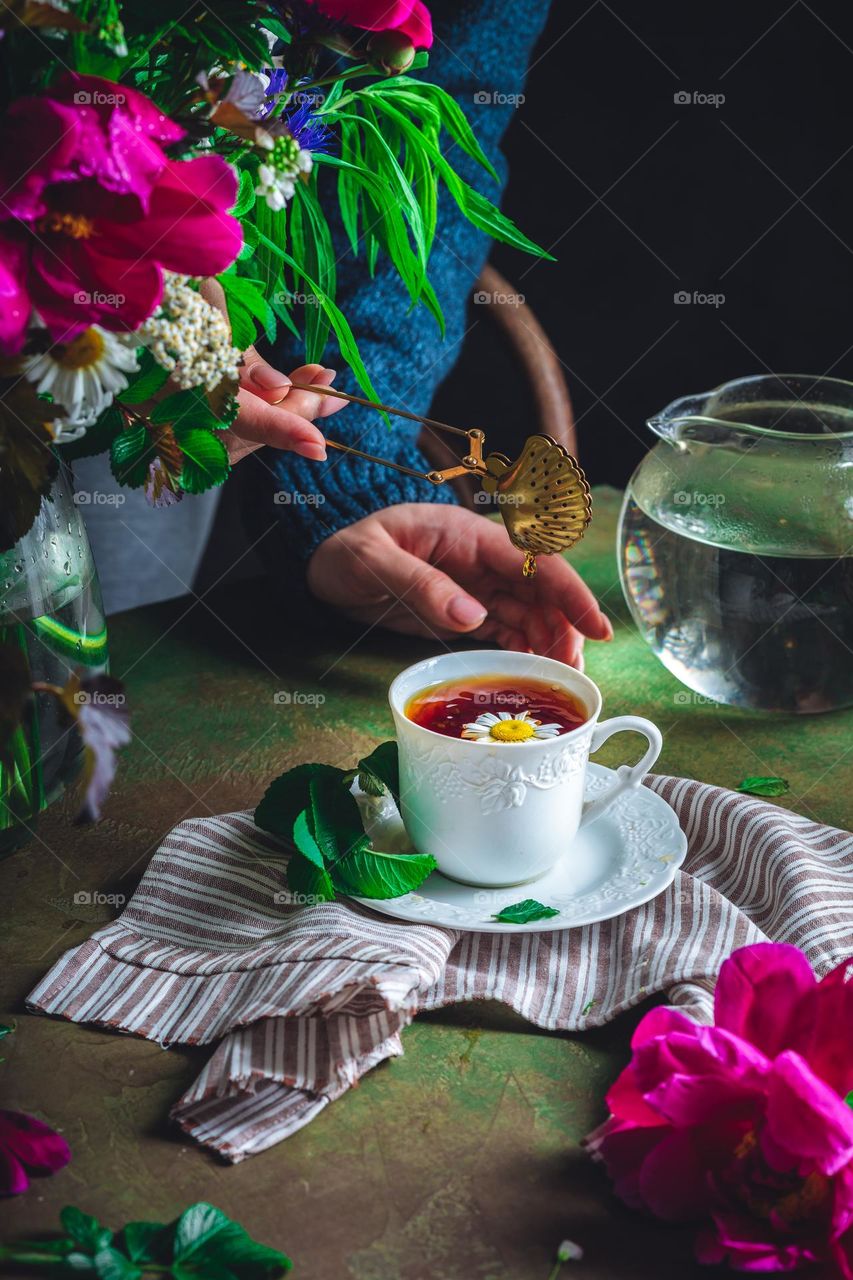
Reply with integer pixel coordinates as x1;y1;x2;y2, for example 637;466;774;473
432;0;853;487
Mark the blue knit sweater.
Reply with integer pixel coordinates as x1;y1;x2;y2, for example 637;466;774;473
257;0;552;566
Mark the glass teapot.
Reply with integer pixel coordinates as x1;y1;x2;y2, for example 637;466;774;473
618;374;853;714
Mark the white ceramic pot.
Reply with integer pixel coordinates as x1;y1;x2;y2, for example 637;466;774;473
389;650;662;888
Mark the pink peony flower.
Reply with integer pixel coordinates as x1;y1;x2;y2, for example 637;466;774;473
309;0;433;49
0;1109;71;1196
587;944;853;1275
0;74;242;352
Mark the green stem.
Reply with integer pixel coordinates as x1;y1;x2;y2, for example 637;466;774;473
298;63;373;93
0;1247;174;1274
0;624;41;833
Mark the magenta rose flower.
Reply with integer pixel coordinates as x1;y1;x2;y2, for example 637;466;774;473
0;74;242;352
0;1109;71;1196
587;944;853;1275
309;0;433;49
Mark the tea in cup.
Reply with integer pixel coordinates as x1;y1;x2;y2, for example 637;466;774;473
389;650;662;888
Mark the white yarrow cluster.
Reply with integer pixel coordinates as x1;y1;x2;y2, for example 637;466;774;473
139;274;241;392
256;133;313;211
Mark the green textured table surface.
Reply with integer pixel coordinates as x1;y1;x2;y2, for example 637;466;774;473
1;487;850;1279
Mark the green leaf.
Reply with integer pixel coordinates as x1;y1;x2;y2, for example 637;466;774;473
373;78;499;181
149;387;220;430
372;95;552;260
260;15;292;44
255;763;347;841
491;899;560;924
109;422;153;489
0;1023;12;1038
119;1222;170;1265
225;297;257;350
294;179;335;363
118;350;169;406
269;285;301;341
286;850;336;905
308;773;365;862
259;234;384;409
845;1090;853;1110
66;1250;98;1271
436;159;554;259
356;741;400;806
238;219;260;261
332;844;436;900
172;1201;291;1278
337;106;426;275
219;273;276;344
291;809;325;869
232;169;256;218
173;428;230;495
93;1245;142;1280
736;776;790;798
61;1208;113;1254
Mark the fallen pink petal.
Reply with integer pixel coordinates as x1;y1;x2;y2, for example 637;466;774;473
0;1110;71;1197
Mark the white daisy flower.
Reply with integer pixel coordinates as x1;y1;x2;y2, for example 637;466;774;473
461;710;564;744
22;326;139;441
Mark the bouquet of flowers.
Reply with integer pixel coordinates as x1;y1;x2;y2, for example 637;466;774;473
0;0;546;545
0;0;548;828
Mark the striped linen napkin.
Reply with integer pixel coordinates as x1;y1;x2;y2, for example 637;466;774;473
27;777;853;1163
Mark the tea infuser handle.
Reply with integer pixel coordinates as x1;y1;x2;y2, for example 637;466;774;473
580;715;663;827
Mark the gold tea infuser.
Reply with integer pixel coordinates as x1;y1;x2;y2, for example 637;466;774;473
286;381;592;578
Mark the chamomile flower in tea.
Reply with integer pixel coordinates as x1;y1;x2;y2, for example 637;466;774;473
405;676;587;741
461;710;562;743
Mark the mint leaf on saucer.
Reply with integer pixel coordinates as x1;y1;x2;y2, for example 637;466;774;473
308;774;364;861
737;776;790;798
288;813;335;903
287;852;336;904
332;840;436;900
255;763;345;840
291;810;326;867
356;741;400;805
492;899;560;924
259;748;429;903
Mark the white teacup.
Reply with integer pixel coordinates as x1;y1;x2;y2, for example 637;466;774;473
389;650;662;888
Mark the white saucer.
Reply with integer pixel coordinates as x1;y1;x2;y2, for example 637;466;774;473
352;764;687;933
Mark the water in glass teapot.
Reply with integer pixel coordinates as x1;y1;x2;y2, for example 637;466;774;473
619;374;853;714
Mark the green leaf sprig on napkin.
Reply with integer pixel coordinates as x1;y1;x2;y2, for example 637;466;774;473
255;742;436;903
0;1202;290;1278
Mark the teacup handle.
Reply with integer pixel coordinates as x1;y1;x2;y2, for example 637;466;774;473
580;715;662;827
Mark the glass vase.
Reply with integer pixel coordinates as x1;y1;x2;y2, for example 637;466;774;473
0;463;107;856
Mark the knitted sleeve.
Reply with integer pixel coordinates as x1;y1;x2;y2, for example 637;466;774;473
249;0;552;568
